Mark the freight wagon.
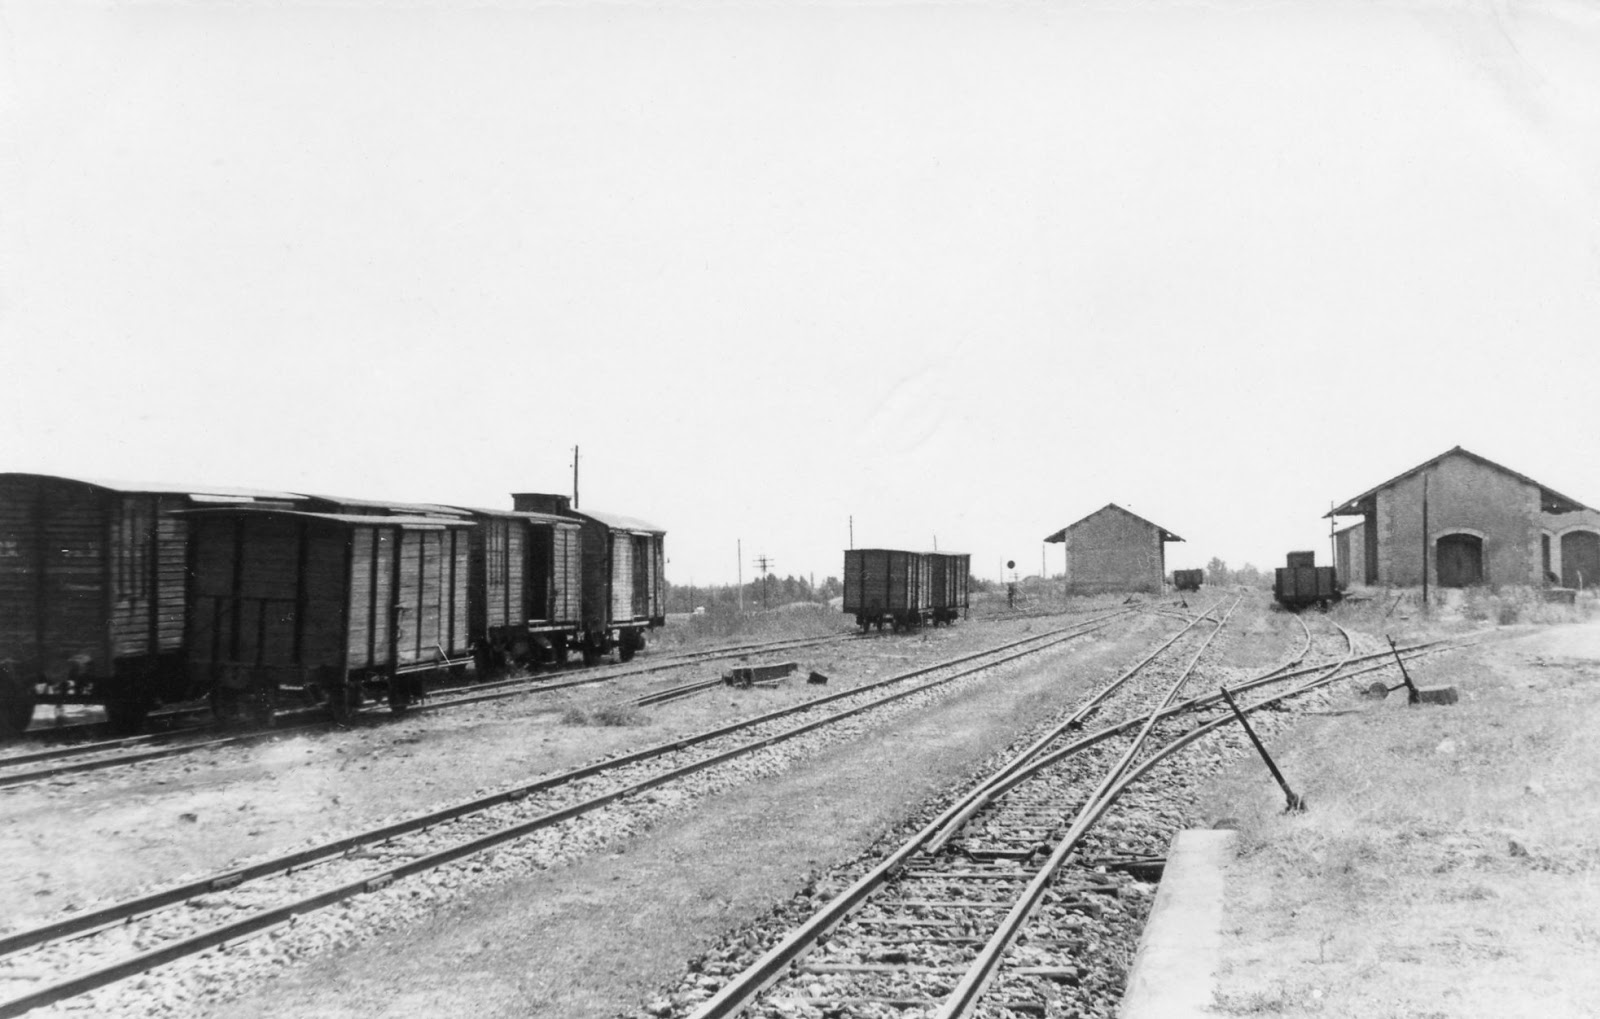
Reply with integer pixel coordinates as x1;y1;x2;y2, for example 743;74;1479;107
926;552;971;624
843;549;932;631
0;473;303;735
1172;568;1204;592
1273;551;1341;610
183;506;474;723
450;507;583;672
511;493;666;664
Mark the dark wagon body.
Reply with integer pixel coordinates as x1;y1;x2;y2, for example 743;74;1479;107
451;507;583;671
184;507;474;722
926;552;971;624
0;473;301;734
511;493;666;664
1273;551;1341;610
1172;569;1204;592
843;549;933;631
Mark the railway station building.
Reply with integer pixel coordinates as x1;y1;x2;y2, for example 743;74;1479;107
1044;504;1183;595
1327;446;1600;590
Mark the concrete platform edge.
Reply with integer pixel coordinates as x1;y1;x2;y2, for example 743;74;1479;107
1117;828;1236;1019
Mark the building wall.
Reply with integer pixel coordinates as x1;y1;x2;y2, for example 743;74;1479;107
1373;452;1541;587
1544;507;1600;586
1335;522;1366;587
1064;509;1164;594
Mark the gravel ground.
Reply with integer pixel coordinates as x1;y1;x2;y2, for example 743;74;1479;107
2;603;1147;1017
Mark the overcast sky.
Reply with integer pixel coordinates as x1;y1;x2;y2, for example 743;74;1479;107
3;0;1598;586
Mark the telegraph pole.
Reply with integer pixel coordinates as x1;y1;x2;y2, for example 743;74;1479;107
572;445;580;509
737;539;744;612
753;554;774;609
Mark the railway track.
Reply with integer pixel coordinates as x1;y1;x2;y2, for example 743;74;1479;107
0;610;1134;1017
0;629;866;789
669;612;1469;1019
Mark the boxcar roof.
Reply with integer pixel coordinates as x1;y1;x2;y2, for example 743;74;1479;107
0;472;304;502
575;507;665;534
291;493;473;518
179;507;474;530
445;505;582;527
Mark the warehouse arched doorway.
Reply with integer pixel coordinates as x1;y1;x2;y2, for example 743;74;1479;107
1435;533;1484;588
1562;530;1600;589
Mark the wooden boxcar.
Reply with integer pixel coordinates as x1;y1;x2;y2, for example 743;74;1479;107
184;507;474;723
1172;568;1204;592
1273;552;1341;611
843;549;933;631
0;473;301;735
926;552;971;625
450;507;584;671
511;493;666;664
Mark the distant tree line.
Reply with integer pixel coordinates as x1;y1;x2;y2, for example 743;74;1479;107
1204;557;1267;589
667;574;843;613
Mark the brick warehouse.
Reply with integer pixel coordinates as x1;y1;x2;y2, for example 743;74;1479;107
1044;504;1183;595
1328;446;1600;590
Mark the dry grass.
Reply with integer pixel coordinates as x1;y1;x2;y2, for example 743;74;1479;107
1201;618;1600;1018
561;703;648;727
652;602;848;648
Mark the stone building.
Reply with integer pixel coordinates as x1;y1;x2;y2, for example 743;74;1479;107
1044;504;1183;595
1327;446;1600;589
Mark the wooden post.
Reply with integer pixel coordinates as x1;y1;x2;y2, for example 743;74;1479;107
1421;473;1429;606
737;538;744;613
572;445;580;510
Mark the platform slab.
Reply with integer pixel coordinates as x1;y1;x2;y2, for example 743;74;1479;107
1117;828;1236;1019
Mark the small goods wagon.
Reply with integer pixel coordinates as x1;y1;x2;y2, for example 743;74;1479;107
511;493;666;664
926;552;971;624
452;507;584;671
184;507;474;723
1172;568;1204;592
0;473;301;735
843;549;933;631
1273;551;1341;610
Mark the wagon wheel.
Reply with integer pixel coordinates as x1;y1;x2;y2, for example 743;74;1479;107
0;664;36;737
248;687;277;729
105;697;151;736
387;677;411;715
209;686;242;725
327;677;361;725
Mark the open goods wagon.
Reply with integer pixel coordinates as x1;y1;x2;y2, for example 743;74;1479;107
1172;568;1204;592
0;473;303;735
926;552;971;624
844;549;932;631
512;493;665;664
184;506;474;723
1273;551;1341;610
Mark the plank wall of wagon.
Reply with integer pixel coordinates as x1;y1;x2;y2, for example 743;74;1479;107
395;528;425;666
346;527;380;670
452;531;469;652
550;524;581;624
610;530;636;623
0;483;41;665
578;520;610;634
154;510;187;651
298;524;350;668
40;487;110;677
501;521;523;632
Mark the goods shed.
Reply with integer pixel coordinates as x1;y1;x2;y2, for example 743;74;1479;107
1044;504;1183;596
1327;446;1600;589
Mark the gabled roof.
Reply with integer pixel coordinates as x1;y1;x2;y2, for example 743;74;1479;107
1326;446;1592;517
578;507;665;534
177;507;473;529
446;505;581;528
1043;503;1184;544
292;493;473;518
0;472;303;504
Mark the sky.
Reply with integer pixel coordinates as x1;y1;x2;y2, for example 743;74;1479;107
3;0;1598;586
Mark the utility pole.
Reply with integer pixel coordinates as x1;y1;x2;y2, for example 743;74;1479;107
753;554;774;609
737;539;744;613
849;515;854;550
1329;501;1336;576
1421;474;1430;607
572;445;580;509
